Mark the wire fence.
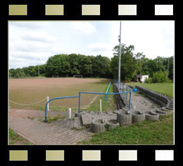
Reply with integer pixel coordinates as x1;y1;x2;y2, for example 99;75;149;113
9;96;79;111
9;98;47;106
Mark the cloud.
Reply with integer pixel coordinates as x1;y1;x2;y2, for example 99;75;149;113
87;43;112;52
51;47;66;54
10;41;51;52
20;31;57;43
9;56;46;69
9;21;49;29
70;22;96;35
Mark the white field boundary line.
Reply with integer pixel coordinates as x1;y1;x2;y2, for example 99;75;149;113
82;82;111;109
82;95;99;109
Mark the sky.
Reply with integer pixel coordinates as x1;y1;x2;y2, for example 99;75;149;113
9;21;174;69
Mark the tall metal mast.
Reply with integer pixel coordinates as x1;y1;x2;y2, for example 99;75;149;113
167;57;169;81
118;22;122;89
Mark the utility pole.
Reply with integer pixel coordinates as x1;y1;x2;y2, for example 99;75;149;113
118;21;122;90
38;58;40;77
167;57;169;81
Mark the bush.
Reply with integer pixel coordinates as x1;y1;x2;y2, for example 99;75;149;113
145;77;152;83
167;78;172;83
152;70;167;83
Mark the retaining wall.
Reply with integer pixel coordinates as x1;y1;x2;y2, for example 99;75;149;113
113;84;126;110
136;85;173;110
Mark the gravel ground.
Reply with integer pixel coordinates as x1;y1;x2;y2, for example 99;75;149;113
126;91;161;113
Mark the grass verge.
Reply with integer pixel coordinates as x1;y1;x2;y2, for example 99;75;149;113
77;114;173;145
127;83;173;98
9;128;32;145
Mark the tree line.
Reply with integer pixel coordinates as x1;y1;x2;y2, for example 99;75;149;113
9;44;173;82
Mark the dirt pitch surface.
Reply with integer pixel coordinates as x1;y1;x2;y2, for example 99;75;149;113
9;78;110;110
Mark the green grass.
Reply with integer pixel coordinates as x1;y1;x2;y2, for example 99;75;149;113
9;128;32;145
127;83;173;98
77;114;173;145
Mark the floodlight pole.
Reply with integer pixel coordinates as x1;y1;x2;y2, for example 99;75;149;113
118;22;122;90
167;57;169;82
38;58;40;77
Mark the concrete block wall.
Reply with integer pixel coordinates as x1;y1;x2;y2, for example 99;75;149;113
136;85;173;110
113;84;126;110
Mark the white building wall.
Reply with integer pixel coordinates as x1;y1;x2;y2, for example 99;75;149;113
141;75;149;83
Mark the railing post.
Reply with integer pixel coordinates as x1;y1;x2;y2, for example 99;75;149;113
45;102;48;122
69;108;71;118
100;99;102;112
47;96;49;111
126;86;128;99
129;91;131;110
78;92;81;114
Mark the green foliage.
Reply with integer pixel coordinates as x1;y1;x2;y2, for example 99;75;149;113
9;44;173;82
111;44;141;81
152;70;167;83
145;77;153;83
47;113;67;123
9;128;32;145
145;70;169;84
167;79;172;83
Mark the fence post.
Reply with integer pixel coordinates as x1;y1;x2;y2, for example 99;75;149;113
129;91;131;110
100;99;102;112
78;92;81;114
45;102;48;122
69;108;71;118
47;96;49;111
123;83;124;92
126;86;128;100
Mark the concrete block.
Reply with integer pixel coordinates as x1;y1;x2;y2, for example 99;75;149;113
132;111;145;123
145;111;159;121
117;112;132;125
91;119;106;133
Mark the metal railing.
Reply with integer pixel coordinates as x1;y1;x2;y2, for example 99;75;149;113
45;95;79;122
105;81;111;104
44;83;135;122
78;91;131;114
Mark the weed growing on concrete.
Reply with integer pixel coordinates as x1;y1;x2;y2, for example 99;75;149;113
47;113;66;123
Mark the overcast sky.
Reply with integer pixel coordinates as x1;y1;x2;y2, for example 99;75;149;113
9;21;174;69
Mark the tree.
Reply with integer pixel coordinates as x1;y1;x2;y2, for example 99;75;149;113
46;54;71;77
139;57;150;75
91;55;111;78
154;56;166;72
152;70;167;83
111;44;141;81
78;54;92;77
68;54;80;75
